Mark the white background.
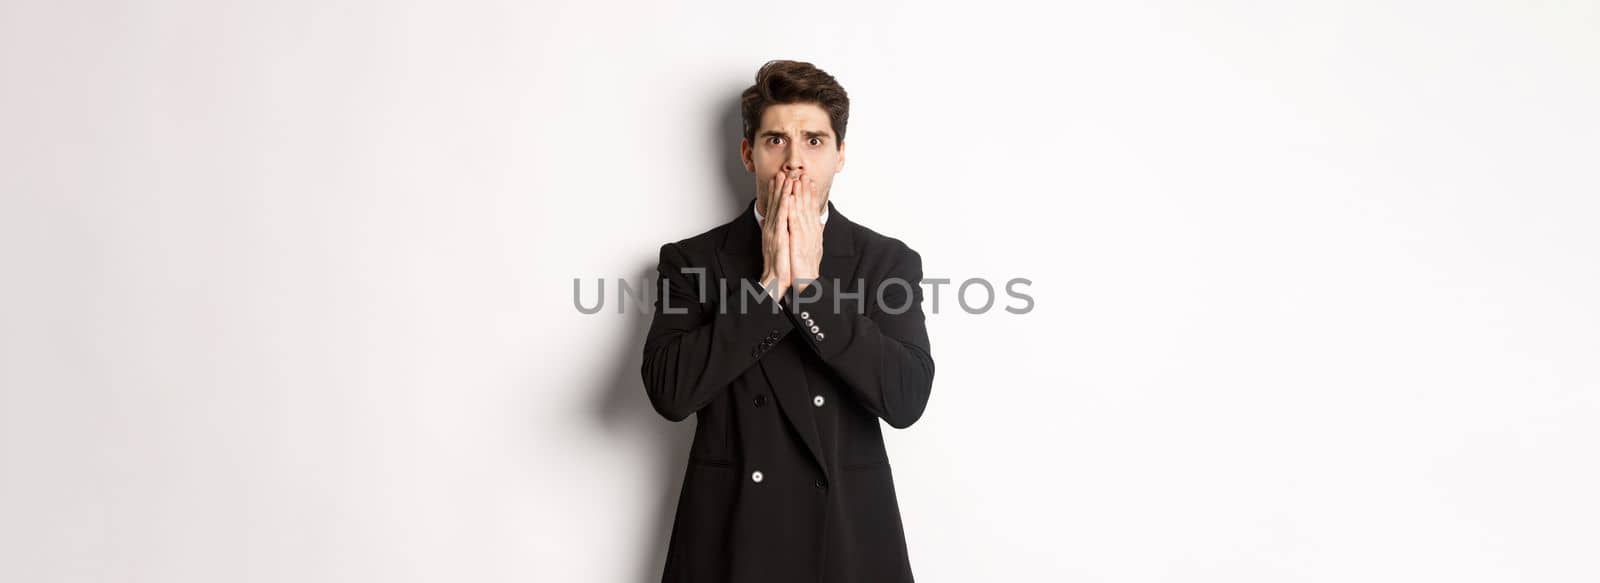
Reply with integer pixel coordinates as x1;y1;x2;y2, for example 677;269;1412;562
3;1;1597;581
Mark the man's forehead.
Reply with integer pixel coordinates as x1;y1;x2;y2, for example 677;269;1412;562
759;103;829;132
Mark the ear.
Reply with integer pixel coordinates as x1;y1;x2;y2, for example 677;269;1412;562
740;138;754;173
835;139;846;173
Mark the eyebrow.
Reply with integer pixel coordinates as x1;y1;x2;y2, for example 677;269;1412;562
758;130;832;141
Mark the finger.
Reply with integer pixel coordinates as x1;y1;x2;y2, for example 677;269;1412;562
769;173;789;234
788;185;798;227
769;173;783;218
768;174;778;210
795;178;807;227
777;182;791;230
789;178;802;232
764;174;777;233
783;174;797;228
805;177;817;225
806;177;819;230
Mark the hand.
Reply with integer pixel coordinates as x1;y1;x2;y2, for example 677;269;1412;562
788;174;824;294
758;172;795;301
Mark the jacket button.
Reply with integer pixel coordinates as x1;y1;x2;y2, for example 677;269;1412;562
815;332;825;341
754;394;767;407
813;395;825;407
751;470;764;483
813;479;825;490
799;311;810;320
804;318;815;327
809;325;820;334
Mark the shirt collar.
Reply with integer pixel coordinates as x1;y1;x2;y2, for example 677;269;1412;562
753;200;829;226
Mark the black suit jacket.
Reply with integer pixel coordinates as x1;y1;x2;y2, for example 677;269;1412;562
641;198;935;583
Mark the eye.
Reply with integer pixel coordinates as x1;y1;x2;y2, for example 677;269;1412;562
768;137;784;145
809;138;822;146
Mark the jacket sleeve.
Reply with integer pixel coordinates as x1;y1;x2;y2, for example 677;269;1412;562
786;243;935;429
640;242;797;422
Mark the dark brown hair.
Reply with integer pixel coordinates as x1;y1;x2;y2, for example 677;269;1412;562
740;60;849;150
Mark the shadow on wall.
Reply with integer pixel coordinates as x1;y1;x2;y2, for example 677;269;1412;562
717;94;754;213
589;93;754;582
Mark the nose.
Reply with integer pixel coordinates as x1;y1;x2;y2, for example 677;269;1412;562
782;148;805;175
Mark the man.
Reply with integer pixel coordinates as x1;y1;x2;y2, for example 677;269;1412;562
640;60;936;583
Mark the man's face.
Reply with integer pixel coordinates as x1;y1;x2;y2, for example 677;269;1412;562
741;102;846;217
